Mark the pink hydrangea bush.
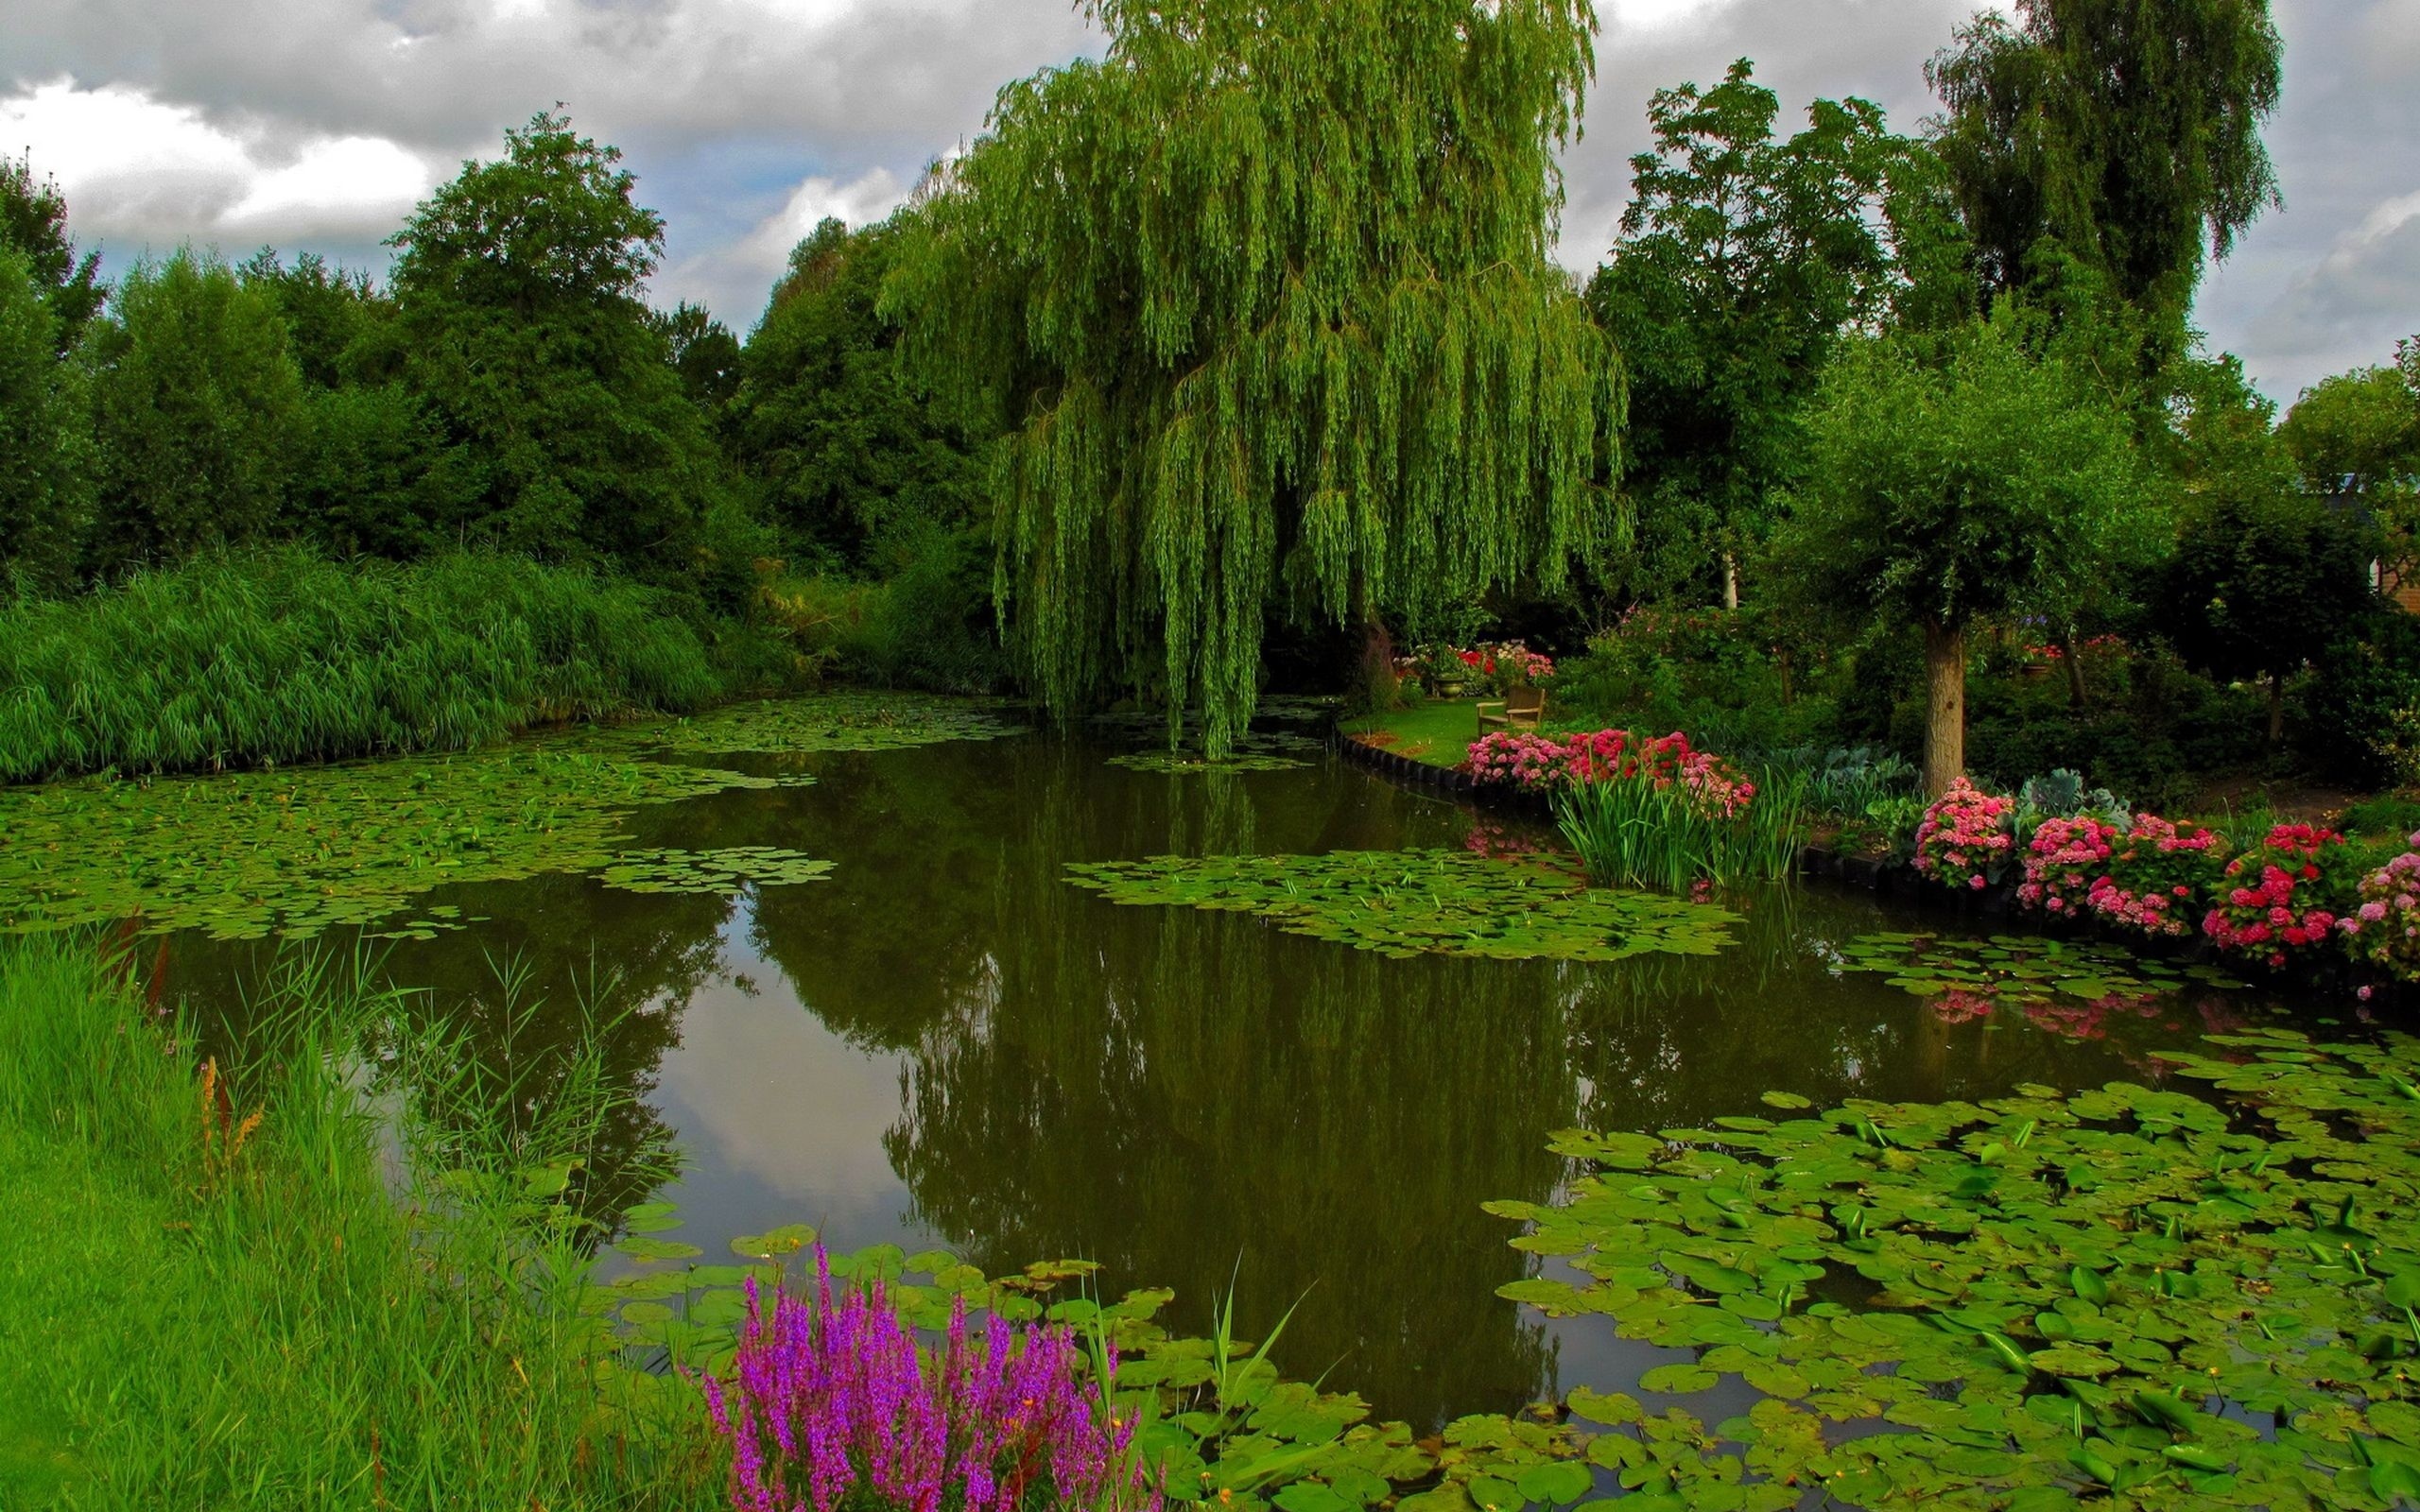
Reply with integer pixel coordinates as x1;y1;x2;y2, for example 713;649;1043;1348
2346;831;2420;981
2202;823;2352;969
2085;816;2227;938
2015;815;2119;917
701;1247;1158;1512
1467;729;1755;817
1912;780;2016;890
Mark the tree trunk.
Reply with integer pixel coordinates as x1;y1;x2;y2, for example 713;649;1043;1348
1923;619;1966;799
1721;553;1740;611
2060;627;2086;708
2268;671;2285;749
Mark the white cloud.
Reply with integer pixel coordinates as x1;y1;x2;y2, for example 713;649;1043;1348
224;135;433;236
0;77;432;254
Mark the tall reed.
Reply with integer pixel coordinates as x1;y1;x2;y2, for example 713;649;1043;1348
0;547;726;783
1555;765;1809;891
0;934;719;1508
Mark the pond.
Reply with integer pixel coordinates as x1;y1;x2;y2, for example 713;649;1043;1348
24;698;2328;1432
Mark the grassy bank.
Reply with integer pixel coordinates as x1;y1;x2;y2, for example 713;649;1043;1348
0;549;737;783
1340;699;1495;767
0;936;717;1508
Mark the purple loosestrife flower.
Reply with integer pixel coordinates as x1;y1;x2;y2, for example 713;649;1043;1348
703;1246;1160;1512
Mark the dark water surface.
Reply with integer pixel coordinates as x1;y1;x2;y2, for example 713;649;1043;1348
154;723;2293;1428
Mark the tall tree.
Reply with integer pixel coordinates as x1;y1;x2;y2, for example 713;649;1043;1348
0;248;90;587
653;301;743;415
83;249;302;576
1926;0;2283;351
889;0;1620;753
2279;364;2420;497
0;153;105;352
1587;60;1936;610
1778;315;2141;795
380;112;730;583
735;217;983;572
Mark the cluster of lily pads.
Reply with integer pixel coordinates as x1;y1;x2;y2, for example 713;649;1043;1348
0;693;1050;941
1825;933;2251;1037
0;747;786;940
613;694;1025;757
1063;850;1740;962
1487;1026;2420;1508
1106;730;1325;775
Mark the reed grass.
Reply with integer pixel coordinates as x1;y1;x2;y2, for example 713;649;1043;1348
1555;765;1810;892
0;934;720;1509
0;548;725;783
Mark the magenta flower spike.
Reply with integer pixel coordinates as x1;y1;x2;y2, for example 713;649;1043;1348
701;1245;1162;1512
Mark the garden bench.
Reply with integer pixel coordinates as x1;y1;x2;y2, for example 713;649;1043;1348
1476;687;1547;733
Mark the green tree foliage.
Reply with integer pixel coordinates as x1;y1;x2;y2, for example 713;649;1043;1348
0;154;105;352
1587;60;1943;610
2279;364;2420;496
1926;0;2283;351
0;249;90;589
381;112;732;586
235;249;474;560
890;0;1620;754
653;301;742;415
736;217;983;571
1778;317;2141;794
83;249;302;576
2161;363;2381;747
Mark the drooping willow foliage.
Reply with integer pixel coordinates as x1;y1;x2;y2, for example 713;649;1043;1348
888;0;1622;753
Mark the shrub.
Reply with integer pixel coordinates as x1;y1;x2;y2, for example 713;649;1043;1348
2347;833;2420;982
2086;816;2229;939
1911;779;2017;891
2016;815;2120;917
702;1249;1154;1512
2203;824;2354;968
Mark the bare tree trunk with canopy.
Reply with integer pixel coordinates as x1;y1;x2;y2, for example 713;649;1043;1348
1923;618;1966;798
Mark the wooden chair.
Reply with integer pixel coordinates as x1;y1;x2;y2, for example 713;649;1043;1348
1476;686;1547;734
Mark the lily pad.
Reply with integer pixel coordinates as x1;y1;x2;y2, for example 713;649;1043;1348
1063;850;1739;962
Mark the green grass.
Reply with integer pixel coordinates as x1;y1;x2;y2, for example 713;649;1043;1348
0;936;720;1509
0;547;729;783
1341;699;1495;766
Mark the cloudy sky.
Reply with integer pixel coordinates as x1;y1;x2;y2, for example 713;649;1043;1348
3;0;2413;402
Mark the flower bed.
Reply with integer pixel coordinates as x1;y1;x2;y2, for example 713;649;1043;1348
1469;728;1754;816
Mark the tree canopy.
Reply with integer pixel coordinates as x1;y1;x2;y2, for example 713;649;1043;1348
1587;60;1942;609
83;250;302;576
0;154;106;353
381;111;735;587
1778;316;2142;792
735;217;983;574
889;0;1622;752
1926;0;2283;350
0;248;89;589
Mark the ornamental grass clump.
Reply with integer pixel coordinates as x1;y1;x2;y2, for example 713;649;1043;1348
702;1247;1159;1512
1911;779;2015;890
2203;823;2353;969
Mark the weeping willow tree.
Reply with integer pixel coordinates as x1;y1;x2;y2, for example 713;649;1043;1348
887;0;1622;754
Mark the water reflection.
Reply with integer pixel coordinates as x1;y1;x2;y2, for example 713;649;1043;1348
150;726;2277;1429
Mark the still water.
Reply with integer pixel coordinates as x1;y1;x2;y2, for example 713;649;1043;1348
151;719;2281;1429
